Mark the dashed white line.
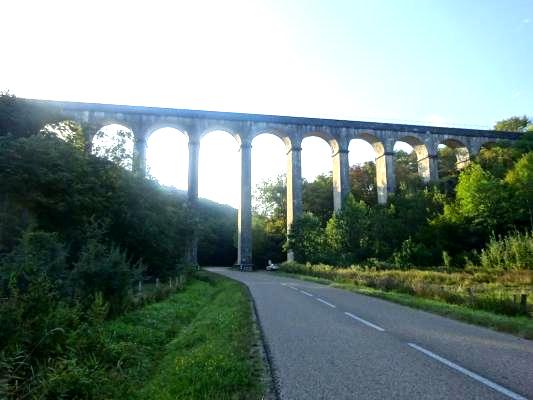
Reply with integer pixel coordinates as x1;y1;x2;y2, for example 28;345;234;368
316;298;336;308
407;343;527;400
300;290;314;297
287;285;299;291
344;312;385;332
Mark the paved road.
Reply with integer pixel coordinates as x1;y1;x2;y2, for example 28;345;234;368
206;267;533;400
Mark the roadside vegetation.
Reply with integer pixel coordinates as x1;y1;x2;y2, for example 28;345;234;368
252;115;532;334
0;93;255;398
1;271;263;399
278;267;533;339
135;273;263;400
278;264;533;339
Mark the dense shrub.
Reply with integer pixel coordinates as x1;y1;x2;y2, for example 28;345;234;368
287;213;328;264
0;94;239;398
480;231;533;270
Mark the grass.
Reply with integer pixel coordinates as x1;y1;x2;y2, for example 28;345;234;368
277;270;533;340
101;271;264;399
279;262;533;316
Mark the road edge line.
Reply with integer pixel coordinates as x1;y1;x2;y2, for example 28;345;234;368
407;343;527;400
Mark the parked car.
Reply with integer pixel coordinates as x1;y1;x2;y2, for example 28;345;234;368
266;260;279;271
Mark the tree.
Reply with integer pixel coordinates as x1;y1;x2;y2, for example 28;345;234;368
252;214;285;267
325;195;372;264
494;116;531;132
438;146;459;178
302;174;334;225
253;175;286;221
476;146;518;179
252;175;287;265
513;131;533;154
286;213;326;264
349;162;377;205
394;150;422;191
0;92;60;138
92;128;134;170
452;163;509;232
197;199;237;266
505;152;533;229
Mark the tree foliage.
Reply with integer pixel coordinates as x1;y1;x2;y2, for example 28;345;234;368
0;93;240;399
0;92;61;138
254;115;532;269
494;115;531;132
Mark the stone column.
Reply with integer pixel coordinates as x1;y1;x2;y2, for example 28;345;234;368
187;137;200;266
238;140;253;271
133;135;147;177
417;154;439;183
375;144;395;205
332;147;350;211
188;138;200;203
286;145;302;261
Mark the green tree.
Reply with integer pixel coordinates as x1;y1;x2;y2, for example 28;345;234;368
252;214;285;267
253;175;286;221
302;174;334;225
349;162;377;205
438;146;459;178
447;163;509;234
0;134;194;277
325;195;372;264
0;92;60;138
476;146;518;179
287;213;327;264
92;128;134;170
513;131;533;154
394;150;422;191
494;115;531;132
197;199;237;266
505;152;533;229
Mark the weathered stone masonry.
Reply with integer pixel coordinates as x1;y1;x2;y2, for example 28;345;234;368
30;99;519;270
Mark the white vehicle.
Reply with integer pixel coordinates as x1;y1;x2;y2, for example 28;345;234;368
266;260;279;271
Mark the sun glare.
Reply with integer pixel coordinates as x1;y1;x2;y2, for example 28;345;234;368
146;128;189;190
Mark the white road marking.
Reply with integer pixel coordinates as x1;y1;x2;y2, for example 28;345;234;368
300;290;314;297
407;343;527;400
316;298;336;308
344;312;385;332
287;285;299;291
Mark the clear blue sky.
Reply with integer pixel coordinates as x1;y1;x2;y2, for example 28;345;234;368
1;0;532;206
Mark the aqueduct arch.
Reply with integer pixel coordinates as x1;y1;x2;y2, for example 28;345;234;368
30;99;520;270
440;138;471;170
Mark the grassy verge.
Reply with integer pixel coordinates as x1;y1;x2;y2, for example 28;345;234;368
277;271;533;340
95;272;263;399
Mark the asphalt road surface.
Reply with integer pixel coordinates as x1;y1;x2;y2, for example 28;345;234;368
206;267;533;400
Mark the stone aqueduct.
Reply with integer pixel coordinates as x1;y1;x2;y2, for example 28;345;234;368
31;99;519;270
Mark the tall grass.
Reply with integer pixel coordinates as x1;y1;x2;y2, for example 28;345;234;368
280;262;532;317
0;273;263;399
480;230;533;270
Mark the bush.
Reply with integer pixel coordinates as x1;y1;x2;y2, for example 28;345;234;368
392;238;432;269
280;261;532;316
287;213;328;264
480;231;533;270
72;234;141;316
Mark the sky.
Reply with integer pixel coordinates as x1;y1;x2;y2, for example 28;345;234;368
2;0;532;207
